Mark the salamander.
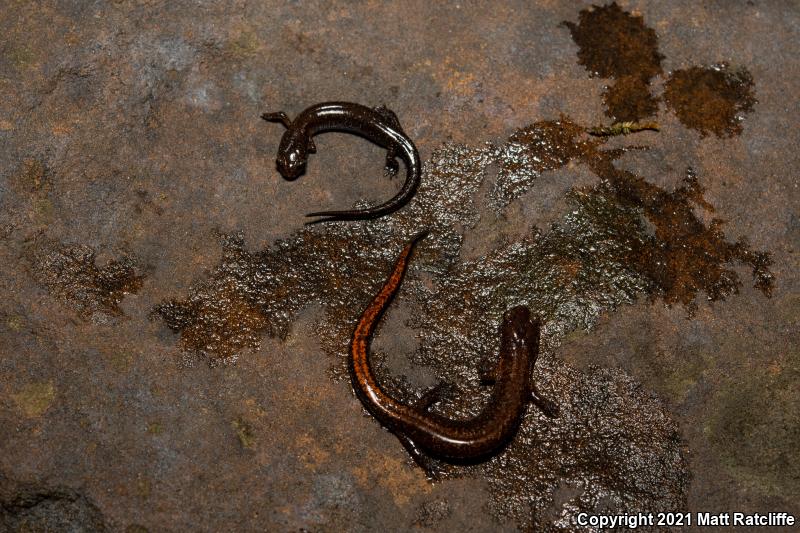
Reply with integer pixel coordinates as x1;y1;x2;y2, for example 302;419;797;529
350;232;558;466
262;102;420;224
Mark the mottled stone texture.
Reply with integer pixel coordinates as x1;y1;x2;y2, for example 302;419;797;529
1;1;798;532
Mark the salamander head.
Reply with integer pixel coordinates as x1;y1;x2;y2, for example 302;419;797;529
502;306;540;356
276;136;308;180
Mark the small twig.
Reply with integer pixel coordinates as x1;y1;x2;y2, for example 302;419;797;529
589;121;660;136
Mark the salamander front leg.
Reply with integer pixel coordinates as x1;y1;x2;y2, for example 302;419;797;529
529;385;559;418
373;105;403;179
384;146;400;179
374;105;402;130
413;382;455;411
261;111;292;129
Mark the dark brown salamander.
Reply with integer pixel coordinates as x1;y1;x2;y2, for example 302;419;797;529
262;102;420;224
350;232;558;467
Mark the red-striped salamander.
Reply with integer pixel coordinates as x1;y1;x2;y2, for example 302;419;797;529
350;232;558;467
262;102;420;224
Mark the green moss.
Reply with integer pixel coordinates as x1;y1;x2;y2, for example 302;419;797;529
136;477;151;499
707;357;800;499
32;196;54;224
109;351;133;372
227;30;259;58
6;45;36;69
232;417;255;449
12;381;55;417
658;352;711;404
6;314;23;331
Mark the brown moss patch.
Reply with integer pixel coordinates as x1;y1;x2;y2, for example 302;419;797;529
664;65;757;137
154;242;270;365
563;2;663;122
562;2;663;80
603;75;660;122
29;238;144;318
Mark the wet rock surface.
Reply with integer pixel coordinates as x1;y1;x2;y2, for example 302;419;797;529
1;1;798;531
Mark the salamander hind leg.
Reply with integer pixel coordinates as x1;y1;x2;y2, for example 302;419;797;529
529;386;559;418
396;432;446;481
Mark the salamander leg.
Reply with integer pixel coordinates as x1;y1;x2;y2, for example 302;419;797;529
529;385;559;418
374;104;403;130
396;433;445;481
374;106;404;178
413;382;455;411
384;146;400;179
261;111;292;129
